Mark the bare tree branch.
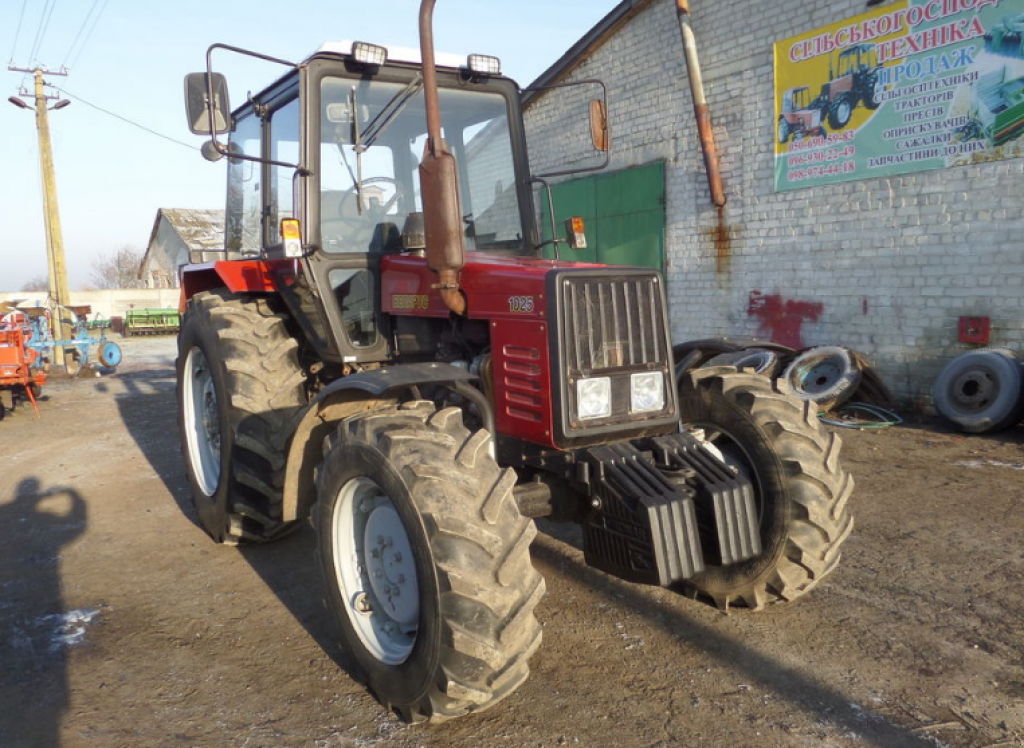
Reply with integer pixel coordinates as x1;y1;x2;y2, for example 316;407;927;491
90;246;145;290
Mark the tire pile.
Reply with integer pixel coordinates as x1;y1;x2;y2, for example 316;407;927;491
931;348;1024;434
702;345;895;416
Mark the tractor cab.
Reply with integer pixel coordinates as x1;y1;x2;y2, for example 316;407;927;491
835;43;878;80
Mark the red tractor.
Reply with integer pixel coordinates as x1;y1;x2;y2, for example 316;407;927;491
821;43;883;130
179;0;853;722
777;86;828;143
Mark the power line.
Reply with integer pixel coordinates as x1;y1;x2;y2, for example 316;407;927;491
53;86;200;152
65;0;109;71
28;0;59;66
8;0;30;63
61;0;102;70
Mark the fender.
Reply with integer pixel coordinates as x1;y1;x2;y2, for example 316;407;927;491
178;261;276;312
281;362;489;522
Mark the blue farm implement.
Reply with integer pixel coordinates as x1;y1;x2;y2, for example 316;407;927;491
17;305;123;376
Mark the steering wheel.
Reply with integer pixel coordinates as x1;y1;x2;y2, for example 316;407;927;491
321;176;400;250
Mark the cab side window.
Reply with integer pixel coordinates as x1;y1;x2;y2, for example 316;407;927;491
225;113;262;256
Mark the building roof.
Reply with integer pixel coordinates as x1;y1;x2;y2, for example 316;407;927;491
523;0;655;106
139;208;225;278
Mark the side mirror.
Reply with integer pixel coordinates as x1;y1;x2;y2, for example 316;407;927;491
589;100;608;152
184;72;231;135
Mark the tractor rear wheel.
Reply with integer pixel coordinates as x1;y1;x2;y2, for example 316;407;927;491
177;289;306;544
315;401;545;722
678;368;854;610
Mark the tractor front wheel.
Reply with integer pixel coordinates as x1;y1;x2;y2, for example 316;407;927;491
177;289;306;544
828;93;854;129
777;117;790;144
316;401;545;722
678;368;854;610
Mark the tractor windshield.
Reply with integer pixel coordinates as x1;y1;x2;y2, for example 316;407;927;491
319;76;526;256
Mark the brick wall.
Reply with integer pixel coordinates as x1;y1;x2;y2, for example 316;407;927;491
524;0;1024;405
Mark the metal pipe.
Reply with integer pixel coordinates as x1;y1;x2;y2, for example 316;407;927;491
675;0;726;207
419;0;467;315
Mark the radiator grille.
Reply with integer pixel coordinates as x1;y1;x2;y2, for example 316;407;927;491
561;275;665;374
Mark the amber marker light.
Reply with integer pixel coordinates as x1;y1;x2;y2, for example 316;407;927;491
281;219;303;258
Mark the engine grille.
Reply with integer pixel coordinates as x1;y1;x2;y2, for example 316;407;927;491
561;274;666;374
548;269;677;448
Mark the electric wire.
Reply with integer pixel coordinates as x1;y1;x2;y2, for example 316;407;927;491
65;0;109;71
9;0;30;63
61;0;102;70
53;86;200;152
28;0;59;67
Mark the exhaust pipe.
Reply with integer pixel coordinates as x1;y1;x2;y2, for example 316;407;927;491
675;0;726;207
419;0;467;315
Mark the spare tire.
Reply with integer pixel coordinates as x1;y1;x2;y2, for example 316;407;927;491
704;348;783;378
932;348;1024;433
782;346;862;413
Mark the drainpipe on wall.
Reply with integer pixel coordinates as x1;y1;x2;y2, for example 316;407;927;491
675;0;727;207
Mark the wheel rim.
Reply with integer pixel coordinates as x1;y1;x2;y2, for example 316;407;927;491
778;120;787;142
949;368;998;412
332;476;420;665
183;346;221;496
790;359;843;395
838;100;851;124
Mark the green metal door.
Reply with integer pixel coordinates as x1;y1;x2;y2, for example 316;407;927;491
541;161;665;272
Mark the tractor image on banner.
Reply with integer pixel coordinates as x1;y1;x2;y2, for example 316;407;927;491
774;0;1024;191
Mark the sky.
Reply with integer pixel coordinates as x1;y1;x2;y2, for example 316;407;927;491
1;0;617;291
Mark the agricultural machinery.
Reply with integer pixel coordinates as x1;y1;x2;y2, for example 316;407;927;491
821;43;883;130
0;309;46;419
124;307;181;336
777;86;828;142
969;65;1024;147
984;12;1024;59
5;305;123;376
178;0;853;722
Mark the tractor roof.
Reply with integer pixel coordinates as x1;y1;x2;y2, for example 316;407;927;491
314;40;468;70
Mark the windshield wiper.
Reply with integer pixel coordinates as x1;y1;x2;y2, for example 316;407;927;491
360;74;423;149
343;76;424;216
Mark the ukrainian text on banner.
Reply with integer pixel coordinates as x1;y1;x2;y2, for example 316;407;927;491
774;0;1024;191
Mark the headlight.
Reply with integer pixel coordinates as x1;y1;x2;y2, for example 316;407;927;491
630;372;664;413
576;377;611;420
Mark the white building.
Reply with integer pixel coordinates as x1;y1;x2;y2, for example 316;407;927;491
523;0;1024;404
139;209;224;289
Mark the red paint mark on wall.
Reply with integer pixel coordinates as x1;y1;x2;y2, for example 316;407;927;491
747;290;824;349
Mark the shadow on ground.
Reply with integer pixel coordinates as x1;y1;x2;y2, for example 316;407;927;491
0;478;87;748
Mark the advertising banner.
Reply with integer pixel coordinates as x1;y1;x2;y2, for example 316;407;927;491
774;0;1024;190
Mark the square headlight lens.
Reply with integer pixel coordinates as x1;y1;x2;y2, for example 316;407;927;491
630;372;665;413
576;377;611;420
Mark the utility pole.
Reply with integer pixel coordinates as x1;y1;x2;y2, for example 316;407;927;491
8;65;73;368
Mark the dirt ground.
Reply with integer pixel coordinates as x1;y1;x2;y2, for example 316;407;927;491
1;336;1022;748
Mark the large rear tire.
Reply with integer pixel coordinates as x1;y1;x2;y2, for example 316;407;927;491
177;289;307;544
315;401;545;722
678;368;854;611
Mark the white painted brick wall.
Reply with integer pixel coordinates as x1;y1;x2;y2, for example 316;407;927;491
524;0;1024;405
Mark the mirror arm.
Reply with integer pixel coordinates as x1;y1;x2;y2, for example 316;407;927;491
202;43;305;172
529;176;561;261
523;79;611;180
